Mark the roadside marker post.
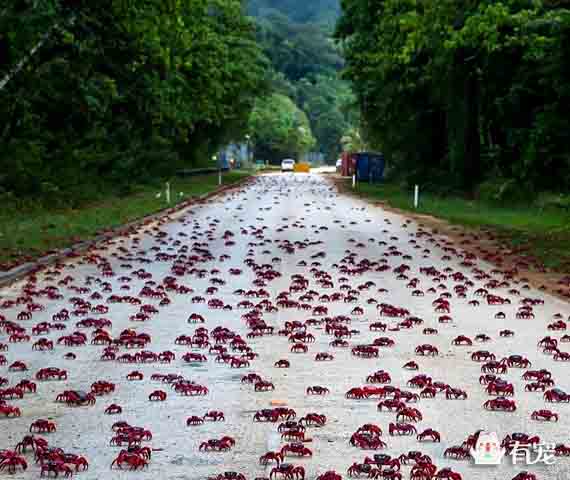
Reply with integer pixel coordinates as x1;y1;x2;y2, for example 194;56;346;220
414;185;419;208
352;174;356;189
166;182;171;204
218;169;222;186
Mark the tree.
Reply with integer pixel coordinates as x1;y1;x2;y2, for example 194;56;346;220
0;0;266;201
248;93;316;162
335;0;570;195
249;0;353;163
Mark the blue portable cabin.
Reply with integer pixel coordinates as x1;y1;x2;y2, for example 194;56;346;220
355;152;385;183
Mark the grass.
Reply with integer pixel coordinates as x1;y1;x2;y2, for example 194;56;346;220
0;171;251;269
350;181;570;271
256;165;282;172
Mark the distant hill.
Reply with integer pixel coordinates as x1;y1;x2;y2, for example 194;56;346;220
246;0;351;164
248;0;341;26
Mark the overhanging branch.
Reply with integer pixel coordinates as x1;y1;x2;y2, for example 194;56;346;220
0;14;76;93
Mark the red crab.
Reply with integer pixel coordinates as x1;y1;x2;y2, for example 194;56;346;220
366;370;391;384
443;446;470;460
281;443;313;457
270;465;306;480
483;397;516;411
55;390;96;407
40;461;74;477
414;344;438;356
471;350;495;362
501;433;540;453
29;419;56;433
111;452;148;470
417;428;441;442
299;413;326;427
445;387;467;400
255;381;275;392
199;437;235;452
0;452;27;473
208;472;246;480
388;423;416;436
499;329;514;337
0;404;21;417
306;386;330;395
486;380;514;396
510;473;536;480
242;373;262;384
127;371;144;381
15;435;48;453
316;471;341;480
555;444;570;457
347;463;375;477
502;355;531;368
91;380;115;395
8;361;27;372
315;352;333;361
531;409;558;422
260;451;284;466
396;407;422;422
451;335;472;346
403;361;419;370
105;404;123;415
204;410;225;422
435;468;463;480
186;416;204;426
544;388;570;403
356;424;383;437
148;390;167;401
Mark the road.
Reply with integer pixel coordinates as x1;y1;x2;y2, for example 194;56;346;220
1;173;569;480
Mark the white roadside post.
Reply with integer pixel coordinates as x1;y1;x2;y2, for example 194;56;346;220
352;174;356;189
414;184;419;208
165;182;171;204
218;169;222;186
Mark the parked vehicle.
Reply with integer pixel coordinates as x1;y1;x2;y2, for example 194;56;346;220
281;159;295;172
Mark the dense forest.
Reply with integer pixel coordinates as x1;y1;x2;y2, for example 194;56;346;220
249;0;340;25
336;0;570;200
3;0;568;205
0;0;266;205
0;0;351;204
247;0;355;163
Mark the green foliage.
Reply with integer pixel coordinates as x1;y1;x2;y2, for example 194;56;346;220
249;0;354;163
335;0;570;194
249;93;316;161
255;12;343;82
248;0;341;26
477;178;535;205
0;0;266;201
298;75;354;161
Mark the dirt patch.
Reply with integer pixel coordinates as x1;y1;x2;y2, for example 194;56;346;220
331;175;570;303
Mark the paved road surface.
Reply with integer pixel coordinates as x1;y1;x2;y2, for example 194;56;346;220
1;173;569;480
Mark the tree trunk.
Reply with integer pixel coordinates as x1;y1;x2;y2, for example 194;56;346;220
0;15;76;93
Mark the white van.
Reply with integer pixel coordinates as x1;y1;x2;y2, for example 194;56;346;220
281;159;295;172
